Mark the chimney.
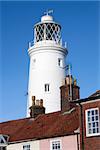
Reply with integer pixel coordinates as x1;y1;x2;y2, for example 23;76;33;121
60;75;80;112
30;96;45;118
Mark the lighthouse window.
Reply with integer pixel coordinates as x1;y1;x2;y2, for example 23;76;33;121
44;84;50;92
58;58;63;67
32;59;36;68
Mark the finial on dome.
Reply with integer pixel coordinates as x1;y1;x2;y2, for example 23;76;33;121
44;9;53;16
41;10;53;22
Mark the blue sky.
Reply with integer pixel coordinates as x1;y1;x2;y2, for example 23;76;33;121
0;1;100;122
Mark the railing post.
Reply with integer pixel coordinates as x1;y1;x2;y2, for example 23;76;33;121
65;42;67;48
60;39;62;46
28;42;31;48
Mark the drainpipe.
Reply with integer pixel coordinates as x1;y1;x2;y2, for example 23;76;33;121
76;133;79;150
79;103;84;150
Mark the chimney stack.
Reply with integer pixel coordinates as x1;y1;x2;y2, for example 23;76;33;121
60;75;80;112
30;96;45;118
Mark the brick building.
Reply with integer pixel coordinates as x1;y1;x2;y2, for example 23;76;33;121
0;76;100;150
74;90;100;150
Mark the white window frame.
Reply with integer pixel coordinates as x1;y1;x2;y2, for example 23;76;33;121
44;83;50;92
23;144;30;150
50;139;62;150
58;58;63;68
85;107;100;137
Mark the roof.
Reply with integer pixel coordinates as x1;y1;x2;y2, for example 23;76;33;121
0;107;79;143
72;90;100;104
89;90;100;98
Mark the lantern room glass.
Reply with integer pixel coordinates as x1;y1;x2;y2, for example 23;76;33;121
34;23;61;44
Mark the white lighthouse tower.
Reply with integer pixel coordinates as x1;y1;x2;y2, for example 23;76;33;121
27;10;68;116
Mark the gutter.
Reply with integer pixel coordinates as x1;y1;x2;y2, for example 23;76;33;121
79;103;84;150
71;101;85;150
77;133;79;150
74;129;80;150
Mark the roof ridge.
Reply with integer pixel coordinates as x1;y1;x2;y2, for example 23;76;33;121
89;90;100;98
0;111;61;124
0;117;30;124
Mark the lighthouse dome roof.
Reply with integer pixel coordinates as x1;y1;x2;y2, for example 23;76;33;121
41;15;53;22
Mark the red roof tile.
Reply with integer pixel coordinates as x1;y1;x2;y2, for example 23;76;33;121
0;107;79;142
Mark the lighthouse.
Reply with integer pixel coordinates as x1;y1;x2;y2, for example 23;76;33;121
27;10;68;116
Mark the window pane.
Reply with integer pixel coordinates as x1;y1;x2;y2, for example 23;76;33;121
95;116;98;121
96;122;98;127
58;58;63;67
97;128;99;133
89;129;91;134
93;128;96;133
92;122;95;127
88;117;90;122
88;123;91;128
88;111;90;116
92;116;94;121
92;110;94;115
95;109;98;115
45;84;50;92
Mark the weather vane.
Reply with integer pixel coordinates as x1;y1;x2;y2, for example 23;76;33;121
44;9;53;16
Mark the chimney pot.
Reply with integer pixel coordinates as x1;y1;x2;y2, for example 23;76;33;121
36;100;39;105
40;99;43;107
32;96;35;105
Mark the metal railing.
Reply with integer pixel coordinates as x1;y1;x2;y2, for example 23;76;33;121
28;39;67;49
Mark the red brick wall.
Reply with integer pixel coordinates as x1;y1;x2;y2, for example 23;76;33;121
80;100;100;150
60;85;80;111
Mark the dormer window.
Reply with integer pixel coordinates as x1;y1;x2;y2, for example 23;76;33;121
86;108;100;137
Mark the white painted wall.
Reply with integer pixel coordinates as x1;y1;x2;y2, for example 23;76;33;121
7;140;39;150
27;40;67;116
